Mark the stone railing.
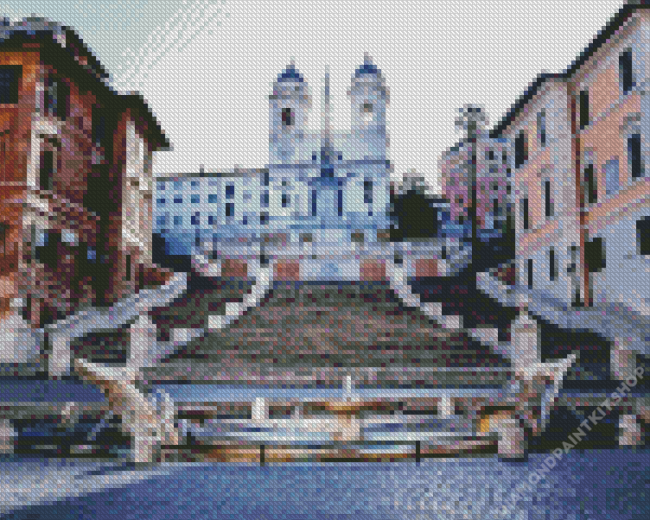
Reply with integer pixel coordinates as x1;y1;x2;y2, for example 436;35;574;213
48;271;188;377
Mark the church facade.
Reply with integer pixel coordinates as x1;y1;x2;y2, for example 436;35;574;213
155;55;397;280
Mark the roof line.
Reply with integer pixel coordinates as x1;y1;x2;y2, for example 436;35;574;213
490;3;642;138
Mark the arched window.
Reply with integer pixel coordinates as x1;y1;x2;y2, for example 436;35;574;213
281;107;293;127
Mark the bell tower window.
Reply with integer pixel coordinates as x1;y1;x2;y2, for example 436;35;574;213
281;107;293;127
361;102;373;122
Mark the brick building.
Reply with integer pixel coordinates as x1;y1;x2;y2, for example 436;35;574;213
0;17;169;329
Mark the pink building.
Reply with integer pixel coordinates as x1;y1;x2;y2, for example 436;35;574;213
439;132;512;235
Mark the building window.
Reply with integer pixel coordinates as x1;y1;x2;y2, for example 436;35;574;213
338;189;343;217
364;180;373;204
0;223;7;257
281;107;293;127
493;198;500;219
208;215;215;225
537;110;546;147
191;180;200;188
584;164;597;204
527;259;533;289
311;190;317;216
521;197;529;230
208;194;218;203
226;185;235;199
362;103;373;114
515;131;527;168
191;194;200;204
157;182;165;191
174;196;182;204
0;65;20;104
225;203;234;218
39;150;55;191
242;216;248;225
263;171;269;186
174;181;182;191
620;49;634;95
585;237;605;273
157;197;166;204
173;216;182;227
156;216;166;227
638;217;650;255
261;191;269;207
91;108;106;148
260;212;269;225
605;159;619;196
486;150;495;161
549;248;556;281
282;193;290;207
191;212;200;226
628;134;642;178
544;180;553;218
579;90;589;129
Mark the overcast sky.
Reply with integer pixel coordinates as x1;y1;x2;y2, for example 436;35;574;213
1;0;625;191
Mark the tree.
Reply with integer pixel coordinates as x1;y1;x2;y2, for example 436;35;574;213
390;173;440;241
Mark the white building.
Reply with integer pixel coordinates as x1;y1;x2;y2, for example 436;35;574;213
155;55;395;281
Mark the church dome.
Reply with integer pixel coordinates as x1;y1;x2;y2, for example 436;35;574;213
354;53;380;77
272;60;309;98
276;62;305;83
350;53;389;102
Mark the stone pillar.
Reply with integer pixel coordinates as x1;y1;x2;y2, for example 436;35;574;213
253;397;268;423
130;425;160;465
344;375;353;396
510;310;541;373
611;337;637;382
496;416;527;460
619;414;642;446
128;314;158;369
438;396;454;418
0;419;15;454
50;332;71;378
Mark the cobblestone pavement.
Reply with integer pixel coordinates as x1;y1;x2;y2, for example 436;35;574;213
0;459;190;516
